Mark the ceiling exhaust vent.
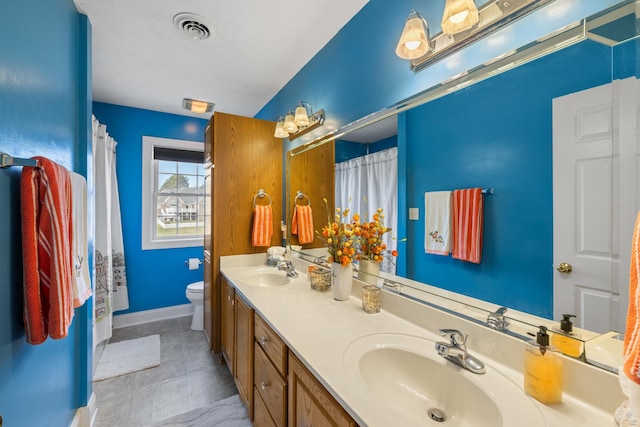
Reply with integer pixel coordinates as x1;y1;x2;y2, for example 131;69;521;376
173;13;215;41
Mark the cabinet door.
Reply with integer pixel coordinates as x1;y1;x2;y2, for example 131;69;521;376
221;278;235;371
235;294;255;418
203;251;212;346
288;352;357;427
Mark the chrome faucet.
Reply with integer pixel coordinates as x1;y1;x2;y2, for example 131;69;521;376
486;306;510;332
435;329;486;374
277;260;298;278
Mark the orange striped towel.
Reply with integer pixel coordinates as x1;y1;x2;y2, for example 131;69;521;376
291;205;314;244
21;157;74;344
452;188;484;264
624;211;640;384
252;204;273;247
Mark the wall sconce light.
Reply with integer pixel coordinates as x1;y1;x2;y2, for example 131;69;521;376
274;101;325;140
396;0;554;73
182;98;214;114
396;10;433;60
441;0;479;35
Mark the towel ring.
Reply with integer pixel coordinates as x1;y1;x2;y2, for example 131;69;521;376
253;189;272;207
295;190;311;206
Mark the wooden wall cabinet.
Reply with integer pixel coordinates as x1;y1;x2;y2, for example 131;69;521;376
203;112;282;355
288;352;357;427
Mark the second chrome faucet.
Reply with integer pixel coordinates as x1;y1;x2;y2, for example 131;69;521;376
435;329;486;374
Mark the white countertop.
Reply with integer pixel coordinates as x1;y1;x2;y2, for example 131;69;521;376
221;253;621;427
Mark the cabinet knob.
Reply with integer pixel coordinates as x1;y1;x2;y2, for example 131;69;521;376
261;381;270;390
260;336;268;345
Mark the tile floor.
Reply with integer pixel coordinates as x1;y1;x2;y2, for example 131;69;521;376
93;316;243;427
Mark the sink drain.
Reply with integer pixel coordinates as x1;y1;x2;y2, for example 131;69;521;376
428;408;446;423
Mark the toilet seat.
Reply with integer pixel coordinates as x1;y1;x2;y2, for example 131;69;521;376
187;281;204;293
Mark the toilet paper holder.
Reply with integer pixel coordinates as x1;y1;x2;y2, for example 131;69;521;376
185;258;203;270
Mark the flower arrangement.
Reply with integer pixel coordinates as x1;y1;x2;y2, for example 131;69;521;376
317;199;358;266
354;208;398;263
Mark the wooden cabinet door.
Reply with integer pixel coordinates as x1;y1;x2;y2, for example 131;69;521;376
221;278;235;371
235;293;254;418
203;251;212;346
288;352;357;427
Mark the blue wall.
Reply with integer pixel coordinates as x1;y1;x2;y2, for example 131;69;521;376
335;135;398;163
0;1;93;425
92;103;208;314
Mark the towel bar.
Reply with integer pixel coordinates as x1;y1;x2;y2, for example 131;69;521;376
0;152;37;168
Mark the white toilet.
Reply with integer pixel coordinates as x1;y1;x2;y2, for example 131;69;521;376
186;280;204;331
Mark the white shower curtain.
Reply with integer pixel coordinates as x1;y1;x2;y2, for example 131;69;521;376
92;116;129;346
335;147;398;273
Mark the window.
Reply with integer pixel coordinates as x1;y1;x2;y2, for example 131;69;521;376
142;136;205;250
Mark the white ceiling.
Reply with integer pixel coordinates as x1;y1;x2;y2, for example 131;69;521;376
74;0;368;119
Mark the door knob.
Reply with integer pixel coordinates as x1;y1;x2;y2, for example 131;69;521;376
557;263;573;273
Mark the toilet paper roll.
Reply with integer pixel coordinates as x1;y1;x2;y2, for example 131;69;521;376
188;258;201;270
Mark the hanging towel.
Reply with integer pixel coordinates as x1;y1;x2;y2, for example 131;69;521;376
452;188;484;264
69;172;92;308
252;204;273;247
616;211;640;425
21;157;74;344
291;205;314;244
424;191;452;255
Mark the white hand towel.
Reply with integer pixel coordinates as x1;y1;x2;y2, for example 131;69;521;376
424;191;452;255
70;172;92;308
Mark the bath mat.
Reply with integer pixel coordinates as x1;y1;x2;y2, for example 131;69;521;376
94;334;161;381
148;394;251;427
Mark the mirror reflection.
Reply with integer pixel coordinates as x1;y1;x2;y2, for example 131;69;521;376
286;1;639;373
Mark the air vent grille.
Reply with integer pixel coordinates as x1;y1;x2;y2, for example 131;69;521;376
173;13;215;41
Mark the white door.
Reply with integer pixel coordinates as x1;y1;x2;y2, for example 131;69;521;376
553;82;616;334
553;77;640;334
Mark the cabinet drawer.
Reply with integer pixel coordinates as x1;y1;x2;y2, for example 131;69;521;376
255;344;287;427
255;314;287;376
253;386;277;427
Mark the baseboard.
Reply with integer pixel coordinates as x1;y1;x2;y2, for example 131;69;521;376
70;392;97;427
112;304;193;329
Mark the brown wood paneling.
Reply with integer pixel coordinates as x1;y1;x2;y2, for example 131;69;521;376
287;141;335;250
221;277;235;371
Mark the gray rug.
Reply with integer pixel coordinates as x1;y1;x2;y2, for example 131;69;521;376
94;334;161;381
149;394;252;427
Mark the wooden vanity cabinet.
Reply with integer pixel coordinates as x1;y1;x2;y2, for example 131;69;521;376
235;293;255;418
221;276;254;418
254;314;288;427
288;352;358;427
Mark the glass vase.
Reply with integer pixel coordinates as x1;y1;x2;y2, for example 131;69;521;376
358;259;380;286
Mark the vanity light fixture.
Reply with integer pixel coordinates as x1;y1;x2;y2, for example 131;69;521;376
274;117;289;138
396;0;555;73
441;0;479;36
396;10;433;60
273;101;325;141
182;98;214;114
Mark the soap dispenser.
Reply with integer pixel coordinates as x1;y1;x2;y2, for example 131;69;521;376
524;326;563;404
551;314;584;359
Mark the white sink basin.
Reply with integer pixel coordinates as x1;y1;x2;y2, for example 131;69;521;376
238;268;292;287
343;333;546;427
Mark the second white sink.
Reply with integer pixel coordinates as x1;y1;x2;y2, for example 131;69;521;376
343;333;546;427
238;268;293;287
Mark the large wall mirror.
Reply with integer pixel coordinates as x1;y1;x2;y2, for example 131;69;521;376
286;0;639;373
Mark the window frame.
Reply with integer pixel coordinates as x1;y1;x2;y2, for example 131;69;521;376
141;136;205;250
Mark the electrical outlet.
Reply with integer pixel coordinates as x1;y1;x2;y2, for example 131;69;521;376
409;208;419;220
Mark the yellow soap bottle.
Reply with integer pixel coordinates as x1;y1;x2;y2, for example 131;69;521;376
551;314;584;359
524;326;563;404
